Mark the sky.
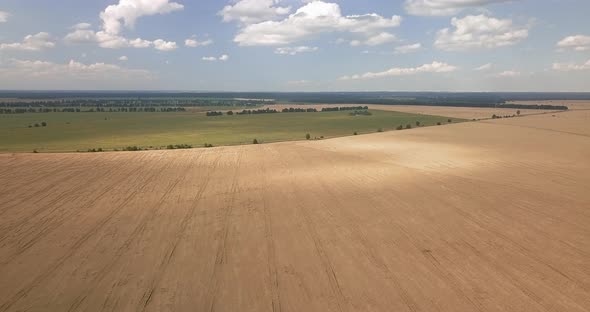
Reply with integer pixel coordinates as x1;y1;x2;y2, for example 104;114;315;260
0;0;589;91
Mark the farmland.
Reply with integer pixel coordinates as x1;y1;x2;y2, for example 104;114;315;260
0;110;454;152
0;108;589;311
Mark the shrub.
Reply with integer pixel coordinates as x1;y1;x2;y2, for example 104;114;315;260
405;124;412;129
415;121;421;127
28;125;32;128
33;149;38;153
448;119;453;123
353;131;358;135
227;110;234;116
377;128;383;132
253;139;259;144
167;145;174;149
306;133;311;140
204;143;214;148
437;122;441;125
34;123;40;127
97;148;103;152
517;110;521;116
396;125;403;130
41;122;47;127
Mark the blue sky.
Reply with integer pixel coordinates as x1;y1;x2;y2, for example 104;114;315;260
0;0;589;91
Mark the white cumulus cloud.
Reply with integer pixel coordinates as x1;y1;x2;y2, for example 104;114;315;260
153;39;177;51
202;54;229;62
64;0;182;51
233;1;402;46
72;22;92;30
557;35;590;52
552;60;590;71
0;11;9;23
394;43;421;54
350;32;397;47
0;32;55;51
435;15;528;51
119;55;129;61
275;46;318;55
100;0;184;35
219;0;291;24
474;63;492;71
494;70;521;77
1;59;152;81
185;38;213;47
405;0;516;16
339;61;457;80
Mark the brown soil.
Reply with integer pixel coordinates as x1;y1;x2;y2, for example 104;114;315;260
0;110;589;312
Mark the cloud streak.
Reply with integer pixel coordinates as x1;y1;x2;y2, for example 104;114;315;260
339;61;457;80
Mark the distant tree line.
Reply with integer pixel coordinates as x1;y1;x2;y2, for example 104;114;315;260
321;106;369;112
0;106;187;114
207;108;280;116
282;107;318;113
498;104;568;110
237;108;279;115
207;106;373;117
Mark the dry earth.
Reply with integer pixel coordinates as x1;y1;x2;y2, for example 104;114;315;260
267;104;556;120
1;110;589;312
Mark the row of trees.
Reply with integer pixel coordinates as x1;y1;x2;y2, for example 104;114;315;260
208;106;372;117
282;107;318;113
28;122;47;128
1;107;187;114
207;108;280;116
0;98;269;108
321;106;369;112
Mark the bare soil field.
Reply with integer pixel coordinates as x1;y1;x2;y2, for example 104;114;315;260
267;104;555;120
1;111;589;312
508;100;590;110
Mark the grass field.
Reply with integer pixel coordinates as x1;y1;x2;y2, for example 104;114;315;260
0;110;456;152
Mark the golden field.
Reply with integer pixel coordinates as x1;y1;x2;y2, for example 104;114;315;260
0;109;589;312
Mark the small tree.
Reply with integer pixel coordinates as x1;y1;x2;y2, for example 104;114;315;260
253;139;259;144
415;121;421;127
306;133;311;140
517;110;521;116
227;111;234;116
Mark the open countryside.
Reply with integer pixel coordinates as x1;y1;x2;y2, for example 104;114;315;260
1;106;589;311
0;109;456;152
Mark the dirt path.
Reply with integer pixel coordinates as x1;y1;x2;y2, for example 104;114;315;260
0;111;589;311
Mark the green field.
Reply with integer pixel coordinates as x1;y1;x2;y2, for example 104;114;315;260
0;110;459;152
